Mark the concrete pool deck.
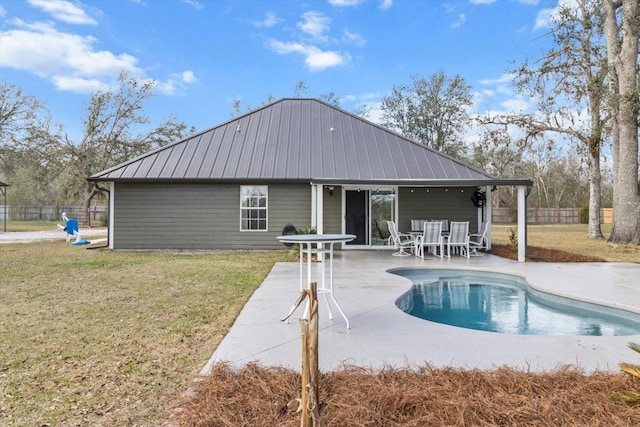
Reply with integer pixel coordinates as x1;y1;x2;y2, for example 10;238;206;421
206;250;640;374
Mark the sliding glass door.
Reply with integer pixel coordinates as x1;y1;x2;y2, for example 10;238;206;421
344;188;396;248
371;190;395;246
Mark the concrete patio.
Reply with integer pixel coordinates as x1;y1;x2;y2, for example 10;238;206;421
205;251;640;374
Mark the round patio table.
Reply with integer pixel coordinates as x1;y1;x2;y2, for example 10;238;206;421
277;233;356;329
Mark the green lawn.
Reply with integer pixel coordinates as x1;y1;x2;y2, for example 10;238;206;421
0;241;295;426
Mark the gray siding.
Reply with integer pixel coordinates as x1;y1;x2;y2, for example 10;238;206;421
398;187;480;232
322;185;342;234
113;182;311;250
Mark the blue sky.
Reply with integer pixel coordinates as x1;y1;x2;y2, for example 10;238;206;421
0;0;558;141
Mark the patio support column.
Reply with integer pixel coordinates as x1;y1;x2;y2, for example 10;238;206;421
108;182;114;250
311;183;325;260
517;185;527;262
484;185;492;250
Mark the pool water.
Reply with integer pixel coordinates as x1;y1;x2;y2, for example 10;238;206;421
392;269;640;336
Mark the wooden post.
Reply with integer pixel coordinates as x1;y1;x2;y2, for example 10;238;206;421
299;282;321;427
300;318;310;427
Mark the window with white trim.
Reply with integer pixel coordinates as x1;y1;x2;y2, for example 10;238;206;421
240;185;268;231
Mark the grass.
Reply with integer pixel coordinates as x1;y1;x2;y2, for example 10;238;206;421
1;224;639;426
491;224;640;263
2;220;61;232
0;241;295;426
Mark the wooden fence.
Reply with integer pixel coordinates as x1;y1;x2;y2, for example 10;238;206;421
492;207;613;224
0;205;107;226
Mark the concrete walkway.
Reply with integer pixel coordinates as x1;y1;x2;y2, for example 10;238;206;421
0;228;107;244
206;251;640;374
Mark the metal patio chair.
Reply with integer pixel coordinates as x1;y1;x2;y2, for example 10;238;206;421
387;220;416;256
416;220;444;258
446;221;470;258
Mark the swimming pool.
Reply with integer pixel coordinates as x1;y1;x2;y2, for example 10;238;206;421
392;269;640;336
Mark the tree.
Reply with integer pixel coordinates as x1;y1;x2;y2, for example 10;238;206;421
379;71;472;158
0;82;45;179
603;0;640;245
0;82;66;206
6;72;193;216
469;127;526;208
64;72;193;213
479;0;609;239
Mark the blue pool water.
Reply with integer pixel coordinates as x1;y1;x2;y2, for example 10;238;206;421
392;269;640;336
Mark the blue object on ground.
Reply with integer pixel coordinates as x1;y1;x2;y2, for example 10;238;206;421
72;240;91;246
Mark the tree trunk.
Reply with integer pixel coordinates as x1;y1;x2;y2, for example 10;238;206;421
587;144;604;239
83;182;98;228
603;0;640;245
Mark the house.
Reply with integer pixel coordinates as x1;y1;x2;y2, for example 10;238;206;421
89;98;532;260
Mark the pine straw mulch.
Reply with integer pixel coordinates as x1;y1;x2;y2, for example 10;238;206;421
488;244;607;262
172;362;640;426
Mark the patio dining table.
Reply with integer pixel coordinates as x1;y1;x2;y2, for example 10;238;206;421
276;233;356;329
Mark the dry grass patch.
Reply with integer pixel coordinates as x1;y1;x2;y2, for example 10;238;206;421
176;363;640;426
490;224;640;263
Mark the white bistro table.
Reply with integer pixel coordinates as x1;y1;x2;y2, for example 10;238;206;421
277;233;356;329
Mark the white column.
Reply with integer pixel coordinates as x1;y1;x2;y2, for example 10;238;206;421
517;185;526;262
311;184;317;229
485;185;492;250
316;185;324;235
312;184;324;261
109;182;115;250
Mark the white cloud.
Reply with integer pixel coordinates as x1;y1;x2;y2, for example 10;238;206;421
533;8;552;30
181;70;197;83
28;0;97;25
180;0;204;10
268;39;348;71
52;75;109;93
501;95;531;114
342;29;365;46
297;11;331;42
379;0;393;10
451;13;466;29
253;12;282;28
0;6;6;17
328;0;364;6
480;73;516;95
0;21;141;87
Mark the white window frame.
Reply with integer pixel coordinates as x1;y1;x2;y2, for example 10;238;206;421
240;185;268;231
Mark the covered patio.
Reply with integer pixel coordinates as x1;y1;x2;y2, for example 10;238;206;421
206;251;640;374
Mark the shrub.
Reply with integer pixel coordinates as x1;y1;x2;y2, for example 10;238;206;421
579;205;589;224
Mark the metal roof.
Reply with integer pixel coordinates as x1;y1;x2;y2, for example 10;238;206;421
89;98;531;186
